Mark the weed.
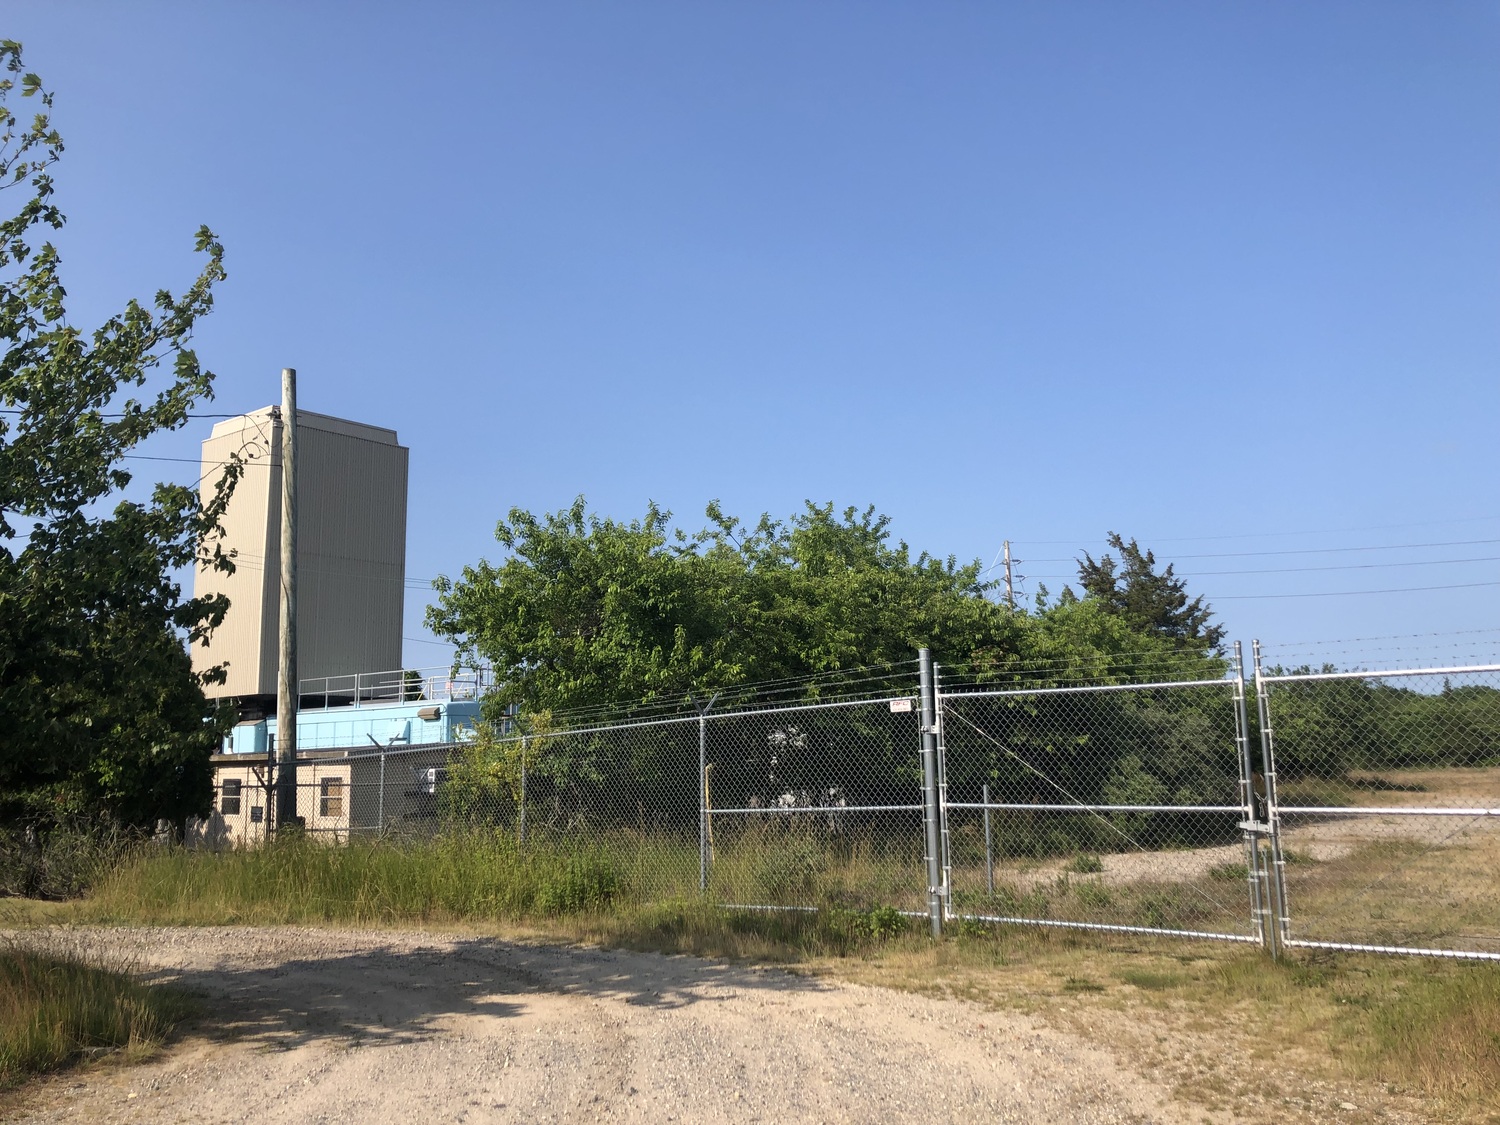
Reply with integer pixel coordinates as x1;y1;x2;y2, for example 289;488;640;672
865;905;908;941
1066;852;1104;874
1207;862;1249;883
0;947;192;1089
1075;880;1114;908
1062;976;1105;993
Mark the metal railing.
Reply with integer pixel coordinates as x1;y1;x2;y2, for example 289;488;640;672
297;665;495;709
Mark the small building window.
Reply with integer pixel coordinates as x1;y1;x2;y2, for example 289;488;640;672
320;777;344;818
250;806;264;823
221;778;242;815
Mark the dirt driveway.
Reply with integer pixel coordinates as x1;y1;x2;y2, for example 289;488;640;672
5;926;1195;1124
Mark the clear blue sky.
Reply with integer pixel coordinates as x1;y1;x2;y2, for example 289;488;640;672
8;2;1499;669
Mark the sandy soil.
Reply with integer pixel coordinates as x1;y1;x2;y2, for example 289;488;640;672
3;926;1200;1124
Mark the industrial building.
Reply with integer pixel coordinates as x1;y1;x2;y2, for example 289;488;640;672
190;406;409;708
185;404;490;847
194;671;486;847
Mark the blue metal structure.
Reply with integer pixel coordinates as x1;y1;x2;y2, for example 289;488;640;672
225;698;481;754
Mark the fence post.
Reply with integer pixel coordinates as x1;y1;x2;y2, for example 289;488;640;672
518;735;528;847
693;693;720;893
1232;641;1270;953
1252;640;1291;953
377;745;386;835
982;782;994;896
919;648;944;937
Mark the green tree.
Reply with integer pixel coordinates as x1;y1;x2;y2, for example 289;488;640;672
0;43;238;830
426;497;1023;719
1075;532;1225;653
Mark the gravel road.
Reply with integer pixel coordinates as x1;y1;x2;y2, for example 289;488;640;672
5;926;1197;1124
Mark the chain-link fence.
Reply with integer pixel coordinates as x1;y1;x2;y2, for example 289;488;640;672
938;671;1262;944
700;698;926;914
1255;647;1500;960
195;643;1500;959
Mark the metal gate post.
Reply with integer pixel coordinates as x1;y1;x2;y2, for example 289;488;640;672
518;735;528;847
694;693;720;893
934;662;953;920
918;648;944;937
1232;642;1270;952
1252;640;1291;953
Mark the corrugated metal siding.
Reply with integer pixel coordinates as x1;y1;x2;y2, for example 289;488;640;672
191;410;280;697
191;407;409;698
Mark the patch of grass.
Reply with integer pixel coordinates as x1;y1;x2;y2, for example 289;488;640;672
1355;962;1500;1101
0;824;134;900
1117;967;1185;991
1065;852;1103;874
1062;975;1105;992
1074;880;1114;908
0;946;193;1089
1207;862;1249;883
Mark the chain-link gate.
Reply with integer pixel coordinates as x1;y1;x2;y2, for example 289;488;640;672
935;648;1265;945
1254;647;1500;960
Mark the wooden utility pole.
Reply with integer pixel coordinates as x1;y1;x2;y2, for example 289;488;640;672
1003;540;1014;609
275;367;300;830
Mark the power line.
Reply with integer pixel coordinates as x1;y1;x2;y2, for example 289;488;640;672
0;409;243;418
1023;554;1500;580
1016;536;1500;563
1012;514;1500;546
123;454;270;466
1213;580;1500;600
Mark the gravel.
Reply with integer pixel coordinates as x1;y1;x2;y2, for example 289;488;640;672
4;926;1196;1124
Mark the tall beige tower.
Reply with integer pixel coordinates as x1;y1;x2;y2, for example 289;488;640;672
191;407;409;706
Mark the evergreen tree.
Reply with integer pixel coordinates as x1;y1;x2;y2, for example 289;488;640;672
1075;533;1225;653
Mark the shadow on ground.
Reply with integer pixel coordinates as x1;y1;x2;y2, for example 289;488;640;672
93;931;834;1053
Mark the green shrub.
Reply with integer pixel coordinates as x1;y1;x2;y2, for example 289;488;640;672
1075;880;1114;909
0;824;133;900
753;834;827;896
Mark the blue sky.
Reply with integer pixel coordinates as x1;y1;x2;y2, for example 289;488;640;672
7;2;1499;670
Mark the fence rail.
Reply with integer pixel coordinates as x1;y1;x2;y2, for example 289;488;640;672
194;642;1500;960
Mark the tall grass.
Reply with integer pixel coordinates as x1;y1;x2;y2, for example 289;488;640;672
1360;964;1500;1100
0;823;134;900
87;828;930;925
88;832;632;925
0;947;192;1089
